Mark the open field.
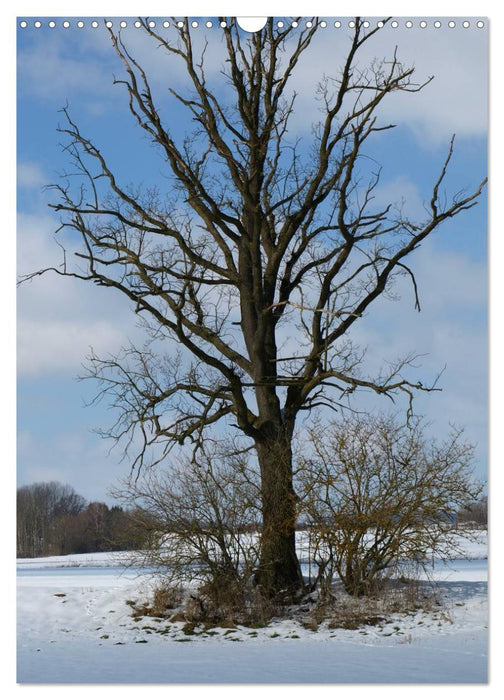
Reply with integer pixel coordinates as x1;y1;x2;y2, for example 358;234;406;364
17;532;488;683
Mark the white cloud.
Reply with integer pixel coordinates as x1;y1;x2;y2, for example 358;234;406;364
415;243;487;311
352;23;488;145
17;161;46;190
17;211;141;378
349;240;486;373
17;319;127;376
17;212;64;273
277;22;487;144
17;428;125;503
343;238;487;477
17;21;487;144
17;28;121;113
371;175;426;220
16;22;227;113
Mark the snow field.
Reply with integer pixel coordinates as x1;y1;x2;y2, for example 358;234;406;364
16;533;489;684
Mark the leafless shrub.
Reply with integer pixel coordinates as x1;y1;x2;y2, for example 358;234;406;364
296;413;482;597
184;577;276;627
114;442;276;623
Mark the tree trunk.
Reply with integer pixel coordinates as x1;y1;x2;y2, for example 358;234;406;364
255;431;304;598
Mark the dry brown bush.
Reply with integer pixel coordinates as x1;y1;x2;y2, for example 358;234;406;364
303;576;440;631
127;583;184;619
115;443;281;625
297;413;482;597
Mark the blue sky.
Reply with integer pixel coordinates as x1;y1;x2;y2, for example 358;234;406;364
17;16;488;503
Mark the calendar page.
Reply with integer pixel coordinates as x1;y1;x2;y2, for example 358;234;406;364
17;16;488;684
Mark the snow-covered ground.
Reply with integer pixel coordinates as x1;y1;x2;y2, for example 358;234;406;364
17;533;488;684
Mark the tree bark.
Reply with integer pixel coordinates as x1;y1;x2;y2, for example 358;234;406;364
255;429;303;597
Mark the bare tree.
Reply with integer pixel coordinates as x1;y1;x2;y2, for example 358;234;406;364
21;18;486;596
17;481;86;557
296;414;482;596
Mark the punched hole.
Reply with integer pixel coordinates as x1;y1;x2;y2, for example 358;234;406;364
236;17;267;32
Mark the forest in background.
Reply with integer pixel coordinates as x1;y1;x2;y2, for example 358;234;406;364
17;481;146;557
17;479;486;559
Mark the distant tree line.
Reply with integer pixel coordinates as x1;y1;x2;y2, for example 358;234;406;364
16;481;147;558
456;495;487;528
17;476;487;563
